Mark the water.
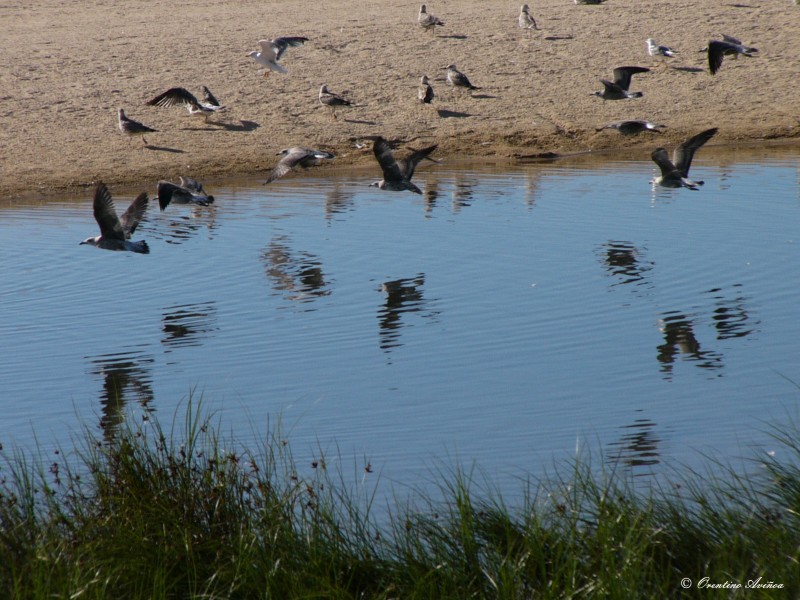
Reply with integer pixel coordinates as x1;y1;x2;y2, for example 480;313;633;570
2;145;799;496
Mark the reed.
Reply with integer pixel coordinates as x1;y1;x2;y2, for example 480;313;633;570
1;400;798;598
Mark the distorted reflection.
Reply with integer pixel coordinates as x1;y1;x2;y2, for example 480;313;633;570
598;240;654;288
524;172;539;207
377;273;438;352
656;311;723;377
451;174;477;211
87;349;155;440
324;182;355;221
423;177;440;217
262;235;331;304
161;301;219;351
607;416;661;472
706;284;758;340
157;206;219;245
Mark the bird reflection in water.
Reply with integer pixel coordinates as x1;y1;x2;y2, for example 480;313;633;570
324;182;355;222
597;240;653;288
87;349;155;441
657;311;723;378
161;301;219;351
451;174;477;211
263;236;330;304
158;205;219;245
706;284;758;340
378;274;439;352
607;416;661;474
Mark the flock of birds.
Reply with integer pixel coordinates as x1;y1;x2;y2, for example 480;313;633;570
95;3;762;255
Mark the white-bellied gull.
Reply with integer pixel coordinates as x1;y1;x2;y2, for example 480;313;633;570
418;5;444;36
319;84;353;120
596;120;666;136
248;37;309;77
646;38;678;63
117;108;157;145
80;182;150;253
705;35;758;75
518;4;539;34
418;75;434;104
593;66;649;100
157;177;215;211
265;147;336;184
650;128;718;190
362;136;438;194
146;87;226;123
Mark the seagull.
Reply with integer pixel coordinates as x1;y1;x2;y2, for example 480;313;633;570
418;75;434;104
418;5;444;36
593;66;650;100
157;176;215;211
646;38;678;63
201;86;221;107
146;87;226;123
650;128;718;190
444;64;480;93
117;108;157;145
518;4;539;34
364;136;438;194
596;120;666;136
247;36;309;77
265;147;336;184
705;35;758;75
80;182;150;253
319;85;352;120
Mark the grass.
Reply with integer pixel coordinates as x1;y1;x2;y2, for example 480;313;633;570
1;400;798;599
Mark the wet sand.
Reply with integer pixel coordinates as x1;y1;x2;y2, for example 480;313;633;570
1;0;798;199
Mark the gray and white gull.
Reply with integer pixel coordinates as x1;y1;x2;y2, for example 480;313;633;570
117;108;157;145
81;182;150;253
157;176;215;211
248;37;309;77
364;136;438;194
704;35;758;75
650;128;718;190
418;5;444;36
265;147;336;184
319;84;353;120
518;4;539;33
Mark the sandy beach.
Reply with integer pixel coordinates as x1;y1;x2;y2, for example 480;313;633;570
1;0;798;199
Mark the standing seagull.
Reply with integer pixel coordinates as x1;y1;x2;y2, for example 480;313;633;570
319;85;353;120
596;120;666;136
593;66;650;100
650;128;718;190
80;182;150;253
646;38;678;64
444;64;480;97
117;108;157;145
146;87;226;123
248;36;309;77
265;147;336;184
364;136;438;194
157;177;215;211
518;4;539;34
418;75;434;105
418;5;444;36
705;35;758;75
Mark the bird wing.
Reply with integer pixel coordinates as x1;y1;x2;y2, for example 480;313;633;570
650;148;681;179
157;181;184;211
201;86;220;107
721;34;742;45
398;145;439;180
178;176;205;193
265;151;304;184
271;36;309;60
120;192;149;236
147;87;200;109
673;128;718;177
372;137;406;182
707;41;733;75
599;79;623;94
93;182;126;240
612;66;649;90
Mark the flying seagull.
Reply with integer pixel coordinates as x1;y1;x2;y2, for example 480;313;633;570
444;64;480;92
157;176;215;211
265;147;336;184
117;108;157;145
593;66;650;100
705;35;758;75
418;5;444;36
519;4;539;34
363;136;438;194
319;84;353;120
650;127;718;190
418;75;434;104
81;182;150;253
646;38;678;63
146;87;226;123
248;36;309;77
596;120;666;136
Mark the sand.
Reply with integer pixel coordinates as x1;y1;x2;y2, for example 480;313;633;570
1;0;798;199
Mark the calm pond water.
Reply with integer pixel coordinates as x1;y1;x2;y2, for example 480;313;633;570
2;144;800;495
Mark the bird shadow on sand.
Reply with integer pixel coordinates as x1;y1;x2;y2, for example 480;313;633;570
670;66;705;73
544;35;574;41
470;93;498;100
437;108;471;119
144;145;185;154
218;120;261;132
438;34;468;40
343;118;378;125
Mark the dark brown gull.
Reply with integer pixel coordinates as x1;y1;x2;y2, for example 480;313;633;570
80;182;149;253
157;177;215;211
364;136;438;194
318;84;353;120
146;87;226;123
444;64;480;93
705;35;758;75
418;75;434;104
650;128;718;190
593;66;649;100
265;147;335;184
117;108;157;145
596;120;666;136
